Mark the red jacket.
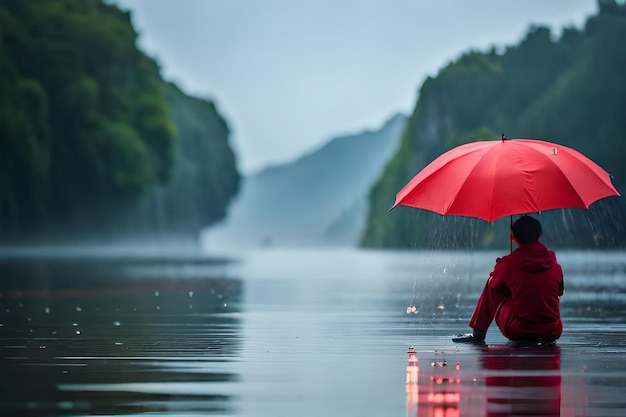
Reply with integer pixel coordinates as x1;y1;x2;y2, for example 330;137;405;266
490;242;564;340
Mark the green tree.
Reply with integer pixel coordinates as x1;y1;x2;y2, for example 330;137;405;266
0;0;240;242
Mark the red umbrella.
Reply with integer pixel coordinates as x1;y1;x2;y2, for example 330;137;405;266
392;137;620;222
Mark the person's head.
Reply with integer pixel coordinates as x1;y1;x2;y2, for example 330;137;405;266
511;215;542;245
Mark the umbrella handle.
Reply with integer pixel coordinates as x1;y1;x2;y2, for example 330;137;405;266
510;215;513;253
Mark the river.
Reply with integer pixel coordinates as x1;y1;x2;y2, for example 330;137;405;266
1;247;625;416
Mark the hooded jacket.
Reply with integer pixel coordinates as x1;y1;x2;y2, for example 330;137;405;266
489;241;564;340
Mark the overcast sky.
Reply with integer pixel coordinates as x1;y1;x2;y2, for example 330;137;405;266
113;0;598;174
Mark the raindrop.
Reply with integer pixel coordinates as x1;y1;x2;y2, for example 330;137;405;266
75;330;81;335
75;306;82;312
72;323;78;327
154;291;160;297
156;305;160;310
188;291;194;297
112;321;121;327
114;342;123;346
223;303;228;308
189;305;193;309
45;307;50;314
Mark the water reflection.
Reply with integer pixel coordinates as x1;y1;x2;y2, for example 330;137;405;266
481;345;561;417
0;256;243;416
405;347;465;417
406;345;562;417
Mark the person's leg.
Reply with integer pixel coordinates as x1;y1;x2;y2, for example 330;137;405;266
469;280;510;334
454;279;510;343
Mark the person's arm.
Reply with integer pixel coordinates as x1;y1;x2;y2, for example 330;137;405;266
488;257;508;289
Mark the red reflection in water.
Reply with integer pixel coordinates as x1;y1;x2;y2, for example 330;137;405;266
406;347;462;417
406;346;419;411
482;345;561;417
406;345;565;417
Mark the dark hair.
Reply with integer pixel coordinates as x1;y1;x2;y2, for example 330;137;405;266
512;215;542;244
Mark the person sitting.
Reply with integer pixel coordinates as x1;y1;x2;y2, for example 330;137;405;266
453;215;564;344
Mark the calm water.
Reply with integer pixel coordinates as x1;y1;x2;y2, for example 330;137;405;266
1;248;625;416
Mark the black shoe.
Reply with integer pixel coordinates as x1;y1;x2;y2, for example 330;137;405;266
452;332;485;344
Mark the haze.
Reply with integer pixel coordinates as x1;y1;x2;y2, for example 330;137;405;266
113;0;597;174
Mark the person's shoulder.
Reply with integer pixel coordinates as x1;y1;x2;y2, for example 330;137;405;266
497;250;517;262
494;253;513;268
550;250;563;267
543;245;560;261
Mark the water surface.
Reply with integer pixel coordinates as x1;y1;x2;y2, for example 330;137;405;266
1;248;625;416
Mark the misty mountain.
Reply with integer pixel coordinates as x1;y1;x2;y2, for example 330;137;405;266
203;113;406;250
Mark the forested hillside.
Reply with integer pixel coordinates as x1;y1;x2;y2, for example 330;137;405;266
0;0;240;243
362;0;626;249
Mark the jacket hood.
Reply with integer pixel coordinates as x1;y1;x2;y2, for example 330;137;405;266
512;241;557;273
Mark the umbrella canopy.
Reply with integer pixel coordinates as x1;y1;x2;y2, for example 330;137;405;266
392;138;620;222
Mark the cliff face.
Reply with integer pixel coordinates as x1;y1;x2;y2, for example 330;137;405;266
362;2;626;250
115;83;241;243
